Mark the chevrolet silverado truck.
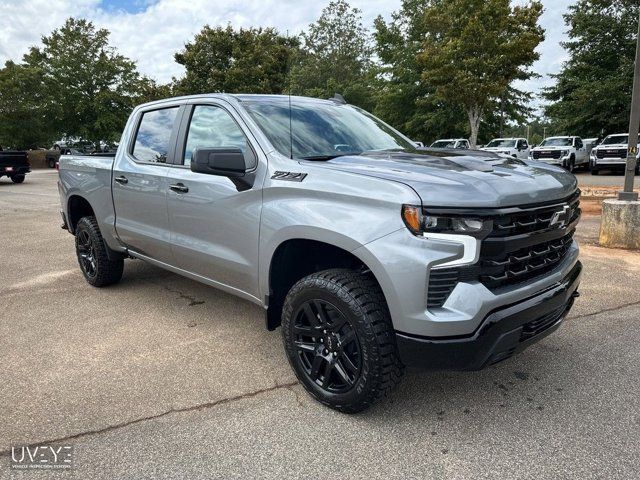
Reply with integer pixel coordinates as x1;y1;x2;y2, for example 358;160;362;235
58;94;582;413
590;133;640;175
529;136;588;172
0;149;30;183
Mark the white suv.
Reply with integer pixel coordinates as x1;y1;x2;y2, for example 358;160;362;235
590;133;640;175
430;138;470;149
481;138;529;159
529;136;588;172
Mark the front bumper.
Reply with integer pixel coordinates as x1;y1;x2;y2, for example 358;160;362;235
591;158;628;169
396;261;582;370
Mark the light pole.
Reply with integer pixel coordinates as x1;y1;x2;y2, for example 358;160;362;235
619;11;640;202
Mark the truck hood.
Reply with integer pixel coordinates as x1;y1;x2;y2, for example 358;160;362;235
593;144;627;150
532;146;571;151
306;150;577;208
480;147;513;153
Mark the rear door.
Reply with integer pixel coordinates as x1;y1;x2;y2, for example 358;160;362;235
112;104;183;264
165;101;266;298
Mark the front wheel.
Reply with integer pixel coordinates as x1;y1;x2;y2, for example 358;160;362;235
48;158;56;168
75;216;124;287
10;174;25;183
281;269;404;413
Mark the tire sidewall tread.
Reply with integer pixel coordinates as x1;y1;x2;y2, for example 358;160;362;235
282;268;404;413
75;216;124;287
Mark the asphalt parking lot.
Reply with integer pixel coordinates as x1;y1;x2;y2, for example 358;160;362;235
1;169;639;479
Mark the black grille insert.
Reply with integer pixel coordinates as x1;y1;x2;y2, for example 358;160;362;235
596;148;626;159
521;304;568;340
426;193;580;308
532;150;562;160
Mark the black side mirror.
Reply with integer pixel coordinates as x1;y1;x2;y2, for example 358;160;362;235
191;147;247;177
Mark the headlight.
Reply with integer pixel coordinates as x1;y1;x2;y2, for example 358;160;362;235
561;150;569;156
402;205;491;237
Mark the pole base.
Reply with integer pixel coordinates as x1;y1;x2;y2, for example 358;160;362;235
618;191;639;201
600;199;640;250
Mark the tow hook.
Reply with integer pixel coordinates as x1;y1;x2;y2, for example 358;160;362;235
572;291;580;299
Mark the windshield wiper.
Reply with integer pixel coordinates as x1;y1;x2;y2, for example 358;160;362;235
299;154;348;161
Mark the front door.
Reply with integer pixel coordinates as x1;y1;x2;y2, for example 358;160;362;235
112;105;181;263
165;103;265;298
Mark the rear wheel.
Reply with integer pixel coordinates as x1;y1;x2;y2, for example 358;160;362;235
10;174;25;183
48;158;56;168
75;216;124;287
281;269;404;413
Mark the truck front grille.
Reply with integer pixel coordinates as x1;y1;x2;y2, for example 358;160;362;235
596;148;626;159
426;192;580;308
532;150;562;160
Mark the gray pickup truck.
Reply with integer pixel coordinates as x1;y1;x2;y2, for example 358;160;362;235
58;94;582;413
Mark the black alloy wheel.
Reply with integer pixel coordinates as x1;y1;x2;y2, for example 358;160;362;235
74;216;124;287
282;269;404;413
292;299;361;393
76;228;97;279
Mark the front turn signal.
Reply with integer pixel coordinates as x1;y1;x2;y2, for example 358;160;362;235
402;205;422;235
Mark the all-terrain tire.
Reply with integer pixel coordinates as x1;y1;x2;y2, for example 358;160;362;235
75;216;124;287
282;268;404;413
10;174;25;183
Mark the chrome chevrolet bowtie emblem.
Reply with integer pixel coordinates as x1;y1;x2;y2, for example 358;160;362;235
549;205;572;229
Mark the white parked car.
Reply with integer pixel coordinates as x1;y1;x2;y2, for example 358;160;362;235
480;138;529;159
429;138;470;149
590;133;640;175
529;136;588;172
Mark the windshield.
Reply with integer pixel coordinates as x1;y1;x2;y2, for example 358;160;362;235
242;99;414;159
486;139;516;148
601;135;637;145
539;137;573;147
430;140;456;148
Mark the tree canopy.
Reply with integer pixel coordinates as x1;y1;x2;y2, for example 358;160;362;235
416;0;544;147
544;0;640;137
289;0;374;109
23;18;144;147
0;61;54;149
174;25;298;95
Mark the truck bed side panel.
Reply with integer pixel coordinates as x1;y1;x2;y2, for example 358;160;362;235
58;155;122;252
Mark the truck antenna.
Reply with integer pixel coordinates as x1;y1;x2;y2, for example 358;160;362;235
286;29;293;160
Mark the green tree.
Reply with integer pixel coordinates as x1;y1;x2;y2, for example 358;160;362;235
24;18;143;147
417;0;544;147
290;0;374;108
174;25;298;95
0;61;54;149
544;0;639;137
374;0;466;144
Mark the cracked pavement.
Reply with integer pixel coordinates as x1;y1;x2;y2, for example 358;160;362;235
1;170;639;479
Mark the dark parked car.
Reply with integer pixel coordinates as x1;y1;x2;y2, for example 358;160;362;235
0;149;30;183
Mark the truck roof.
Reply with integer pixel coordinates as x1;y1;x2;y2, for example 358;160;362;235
136;93;341;110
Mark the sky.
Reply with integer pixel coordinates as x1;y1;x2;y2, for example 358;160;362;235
0;0;574;111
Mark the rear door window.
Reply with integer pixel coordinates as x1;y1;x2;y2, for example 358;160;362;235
132;107;180;164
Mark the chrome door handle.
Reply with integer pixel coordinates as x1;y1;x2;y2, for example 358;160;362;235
114;175;128;184
169;183;189;193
